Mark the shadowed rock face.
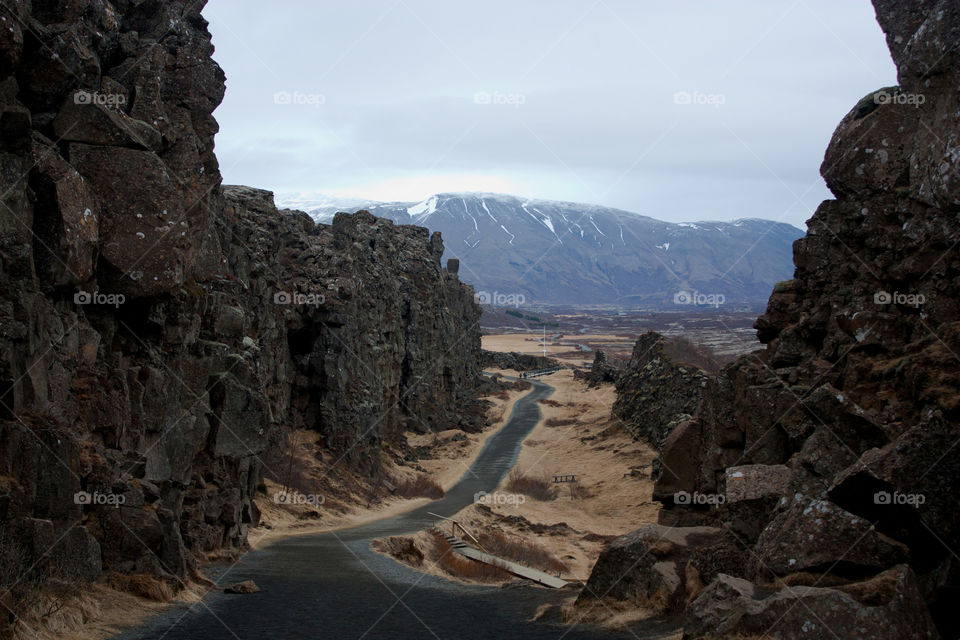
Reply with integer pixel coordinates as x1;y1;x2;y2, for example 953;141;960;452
0;0;480;590
580;1;960;637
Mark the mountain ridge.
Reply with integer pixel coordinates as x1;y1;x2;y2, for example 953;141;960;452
286;190;804;230
280;192;804;308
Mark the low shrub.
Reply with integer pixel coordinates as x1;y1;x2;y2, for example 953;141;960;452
105;572;174;602
395;474;444;499
568;483;594;500
477;530;568;574
505;468;557;501
427;530;511;581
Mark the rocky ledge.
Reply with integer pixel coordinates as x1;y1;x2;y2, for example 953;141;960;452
578;1;960;638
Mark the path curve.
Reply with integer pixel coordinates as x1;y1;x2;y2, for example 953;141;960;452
115;380;642;640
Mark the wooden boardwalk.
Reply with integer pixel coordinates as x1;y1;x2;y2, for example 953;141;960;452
443;534;568;589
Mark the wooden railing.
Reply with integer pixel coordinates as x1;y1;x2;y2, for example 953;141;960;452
519;366;565;379
428;512;488;553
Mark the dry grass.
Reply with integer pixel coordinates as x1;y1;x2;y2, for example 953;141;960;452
103;573;173;602
568;483;595;500
261;428;319;497
394;474;445;499
476;530;568;575
544;417;576;428
538;398;562;407
427;531;512;581
505;468;557;501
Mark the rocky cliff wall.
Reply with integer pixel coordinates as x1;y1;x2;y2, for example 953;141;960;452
611;332;709;452
579;2;960;637
0;0;480;598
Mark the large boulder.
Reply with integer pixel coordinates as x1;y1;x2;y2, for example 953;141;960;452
53;92;162;151
725;464;791;503
684;566;939;640
575;525;744;617
749;496;909;578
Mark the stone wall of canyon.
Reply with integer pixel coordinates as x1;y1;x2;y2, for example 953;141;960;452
580;2;960;637
0;0;480;594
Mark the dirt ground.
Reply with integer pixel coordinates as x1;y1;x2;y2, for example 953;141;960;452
482;333;637;365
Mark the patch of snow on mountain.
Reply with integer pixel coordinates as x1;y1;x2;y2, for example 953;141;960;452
656;242;671;251
460;197;478;231
500;225;515;244
480;199;497;222
407;195;438;217
590;217;606;237
520;202;546;228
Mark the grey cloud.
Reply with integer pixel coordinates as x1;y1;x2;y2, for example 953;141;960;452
205;0;895;228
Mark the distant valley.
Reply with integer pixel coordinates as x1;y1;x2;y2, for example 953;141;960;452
282;193;804;308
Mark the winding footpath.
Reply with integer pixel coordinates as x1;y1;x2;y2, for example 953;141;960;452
115;381;641;640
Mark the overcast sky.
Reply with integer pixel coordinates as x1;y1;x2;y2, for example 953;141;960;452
204;0;895;229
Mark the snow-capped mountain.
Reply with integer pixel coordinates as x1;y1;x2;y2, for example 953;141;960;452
281;192;803;308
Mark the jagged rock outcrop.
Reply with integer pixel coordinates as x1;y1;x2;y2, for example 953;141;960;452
575;525;745;618
580;2;960;637
684;566;938;640
611;333;710;452
0;0;480;604
572;349;621;387
479;349;558;372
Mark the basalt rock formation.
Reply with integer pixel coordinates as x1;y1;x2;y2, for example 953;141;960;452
572;349;621;387
0;0;480;609
611;333;709;452
479;349;559;372
579;2;959;637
